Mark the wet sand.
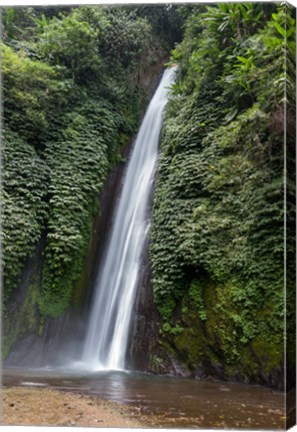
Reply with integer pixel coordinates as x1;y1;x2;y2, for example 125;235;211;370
1;386;147;428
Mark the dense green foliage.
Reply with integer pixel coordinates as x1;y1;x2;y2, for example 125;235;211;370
2;3;295;386
2;5;180;319
150;2;295;379
2;129;49;302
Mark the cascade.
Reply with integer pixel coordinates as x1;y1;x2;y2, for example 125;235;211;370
82;67;176;371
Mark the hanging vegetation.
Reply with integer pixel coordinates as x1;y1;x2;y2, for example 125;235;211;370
150;2;295;384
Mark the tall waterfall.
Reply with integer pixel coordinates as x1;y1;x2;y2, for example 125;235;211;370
82;67;176;371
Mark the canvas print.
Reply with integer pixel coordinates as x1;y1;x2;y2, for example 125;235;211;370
1;2;296;430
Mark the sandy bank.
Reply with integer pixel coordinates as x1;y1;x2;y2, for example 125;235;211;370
1;386;147;428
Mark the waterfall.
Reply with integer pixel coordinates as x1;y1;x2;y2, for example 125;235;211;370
82;67;176;371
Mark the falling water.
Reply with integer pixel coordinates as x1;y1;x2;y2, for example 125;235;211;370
82;67;176;371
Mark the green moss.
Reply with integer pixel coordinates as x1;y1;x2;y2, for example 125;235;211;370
158;273;283;380
236;338;282;383
170;278;218;368
162;322;172;333
150;354;163;372
174;329;203;364
3;279;41;359
237;346;260;381
252;339;282;373
188;279;207;321
72;258;91;310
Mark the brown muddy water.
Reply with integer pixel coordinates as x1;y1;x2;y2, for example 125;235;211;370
2;367;285;429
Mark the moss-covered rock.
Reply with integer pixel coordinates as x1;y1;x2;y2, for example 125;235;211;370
148;274;284;388
3;256;42;359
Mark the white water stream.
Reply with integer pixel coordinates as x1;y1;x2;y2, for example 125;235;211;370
82;68;176;371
